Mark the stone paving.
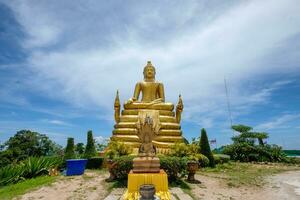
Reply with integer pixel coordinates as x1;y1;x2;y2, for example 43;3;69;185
104;187;193;200
169;188;194;200
103;188;125;200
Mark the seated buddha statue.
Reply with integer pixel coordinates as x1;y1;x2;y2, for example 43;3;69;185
112;61;184;153
124;61;174;110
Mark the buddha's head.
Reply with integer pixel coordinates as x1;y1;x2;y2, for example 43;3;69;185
143;61;156;80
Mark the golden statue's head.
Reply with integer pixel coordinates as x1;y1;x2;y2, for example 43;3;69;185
143;61;156;80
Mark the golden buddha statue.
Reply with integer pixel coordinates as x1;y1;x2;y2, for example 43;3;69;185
111;61;184;153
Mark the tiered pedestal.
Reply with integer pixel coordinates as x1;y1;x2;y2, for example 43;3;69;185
122;170;170;200
112;103;184;153
133;157;160;173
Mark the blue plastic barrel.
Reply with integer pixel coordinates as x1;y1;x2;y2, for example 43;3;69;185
66;159;88;176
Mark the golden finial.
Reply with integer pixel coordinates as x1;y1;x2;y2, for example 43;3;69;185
114;90;120;123
176;94;183;123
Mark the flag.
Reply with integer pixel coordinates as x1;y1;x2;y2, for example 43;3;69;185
210;139;217;144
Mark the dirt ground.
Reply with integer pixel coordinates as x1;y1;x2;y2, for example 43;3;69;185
192;170;300;200
14;170;300;200
15;171;109;200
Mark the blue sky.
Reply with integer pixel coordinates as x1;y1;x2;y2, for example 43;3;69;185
0;0;299;149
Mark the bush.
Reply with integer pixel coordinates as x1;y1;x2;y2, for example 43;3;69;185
198;154;210;167
22;157;62;178
285;157;300;164
110;155;190;183
169;143;190;157
105;140;133;159
65;138;75;160
84;130;97;159
86;157;104;169
158;155;187;181
223;142;287;163
199;128;215;167
0;156;62;186
0;164;24;186
213;154;230;164
111;155;135;180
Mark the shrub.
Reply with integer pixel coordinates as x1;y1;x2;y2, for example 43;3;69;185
0;164;24;186
22;157;62;178
105;140;133;159
198;154;210;167
285;157;300;164
169;142;209;168
158;155;187;181
111;155;135;180
84;130;97;159
86;157;104;169
110;155;189;183
213;154;230;164
65;138;75;160
0;156;62;186
223;141;288;163
169;142;190;157
75;143;85;155
199;128;215;167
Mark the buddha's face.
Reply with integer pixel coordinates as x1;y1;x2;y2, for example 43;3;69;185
144;67;155;80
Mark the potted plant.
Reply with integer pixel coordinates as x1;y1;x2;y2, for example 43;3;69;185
186;154;201;183
65;137;88;176
187;143;201;183
104;149;117;182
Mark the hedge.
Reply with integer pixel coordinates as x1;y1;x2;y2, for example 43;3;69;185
213;154;230;164
86;157;104;169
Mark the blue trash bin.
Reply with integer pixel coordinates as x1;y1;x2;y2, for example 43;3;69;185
66;159;88;176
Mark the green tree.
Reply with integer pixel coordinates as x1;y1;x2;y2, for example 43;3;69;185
231;124;252;133
223;124;285;162
75;143;85;155
84;130;97;158
65;138;75;159
0;130;62;167
199;128;215;167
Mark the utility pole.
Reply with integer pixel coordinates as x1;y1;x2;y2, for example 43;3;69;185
224;77;234;136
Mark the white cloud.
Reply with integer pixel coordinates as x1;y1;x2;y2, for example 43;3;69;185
94;136;109;144
43;119;72;126
255;114;300;130
3;0;300;128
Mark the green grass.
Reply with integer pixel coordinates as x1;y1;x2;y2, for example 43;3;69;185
0;176;58;200
199;161;299;187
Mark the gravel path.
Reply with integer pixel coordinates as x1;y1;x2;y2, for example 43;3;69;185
15;171;108;200
15;170;300;200
191;170;300;200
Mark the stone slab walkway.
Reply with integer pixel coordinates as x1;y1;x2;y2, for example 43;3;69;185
104;187;193;200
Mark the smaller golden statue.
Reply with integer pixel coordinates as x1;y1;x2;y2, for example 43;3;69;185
136;111;160;157
132;111;161;173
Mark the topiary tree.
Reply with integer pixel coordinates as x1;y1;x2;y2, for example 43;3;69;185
223;124;287;162
75;143;85;155
65;137;75;160
84;130;97;158
199;128;215;167
231;124;252;133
